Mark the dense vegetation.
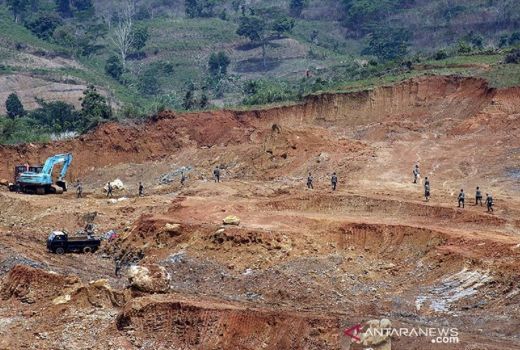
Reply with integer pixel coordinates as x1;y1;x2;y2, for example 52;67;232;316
0;0;519;143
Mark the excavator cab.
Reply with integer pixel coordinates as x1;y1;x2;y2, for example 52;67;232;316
14;165;29;180
29;166;43;173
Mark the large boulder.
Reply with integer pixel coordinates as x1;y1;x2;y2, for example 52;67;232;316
104;179;125;192
127;264;171;293
223;215;240;225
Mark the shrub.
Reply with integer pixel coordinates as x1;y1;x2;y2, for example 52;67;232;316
505;49;520;64
434;49;449;60
105;55;124;81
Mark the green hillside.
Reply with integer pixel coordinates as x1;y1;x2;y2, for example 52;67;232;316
0;0;519;143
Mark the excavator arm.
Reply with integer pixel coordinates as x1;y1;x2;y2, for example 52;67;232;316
41;153;73;180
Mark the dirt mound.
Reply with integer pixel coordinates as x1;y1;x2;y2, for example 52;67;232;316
116;294;341;350
0;265;80;304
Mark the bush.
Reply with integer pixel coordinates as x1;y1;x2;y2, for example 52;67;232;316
0;117;50;145
185;0;220;18
138;69;161;96
105;55;124;81
272;15;295;37
505;49;520;64
28;99;80;132
457;41;472;54
289;0;306;17
510;32;520;46
362;28;411;61
434;49;449;60
24;13;63;40
242;80;293;105
498;34;509;48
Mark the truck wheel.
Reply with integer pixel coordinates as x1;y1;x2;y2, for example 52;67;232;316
83;246;93;254
36;187;45;195
55;247;65;255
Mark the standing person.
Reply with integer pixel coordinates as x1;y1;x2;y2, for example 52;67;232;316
458;189;465;208
307;172;314;189
331;172;338;191
138;182;144;197
475;186;483;206
413;164;420;184
115;259;121;278
180;171;186;186
213;167;220;183
76;180;83;199
486;193;494;212
424;177;430;202
106;182;113;198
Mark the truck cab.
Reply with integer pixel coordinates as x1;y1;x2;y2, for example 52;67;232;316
47;231;101;254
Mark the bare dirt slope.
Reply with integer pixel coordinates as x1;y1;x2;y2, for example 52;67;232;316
0;75;519;350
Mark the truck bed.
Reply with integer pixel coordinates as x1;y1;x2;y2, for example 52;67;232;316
67;236;99;242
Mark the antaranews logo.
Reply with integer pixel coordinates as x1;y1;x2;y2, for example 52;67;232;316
343;319;459;349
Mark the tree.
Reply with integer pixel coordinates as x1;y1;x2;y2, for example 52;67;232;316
185;0;219;18
231;0;244;13
132;26;149;51
505;49;520;64
110;1;135;68
138;69;160;95
29;99;79;132
208;51;230;76
199;92;209;109
79;85;112;131
5;93;25;119
25;13;63;40
182;83;196;110
510;32;520;46
237;16;268;67
464;31;484;49
105;55;124;81
289;0;305;17
498;34;509;48
341;0;398;33
55;0;73;18
272;16;295;37
71;0;93;12
237;16;265;42
185;0;198;18
362;28;410;61
6;0;31;23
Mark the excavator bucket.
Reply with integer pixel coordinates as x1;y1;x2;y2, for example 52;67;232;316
56;180;67;192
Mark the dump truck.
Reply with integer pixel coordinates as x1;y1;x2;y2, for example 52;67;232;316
10;153;73;194
47;231;101;254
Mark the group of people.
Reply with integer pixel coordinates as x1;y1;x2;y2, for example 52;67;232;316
75;164;495;214
74;180;145;198
305;172;339;191
413;165;494;212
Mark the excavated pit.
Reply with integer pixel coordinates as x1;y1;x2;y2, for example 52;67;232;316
0;75;519;349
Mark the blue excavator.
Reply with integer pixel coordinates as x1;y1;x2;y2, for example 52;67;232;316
10;153;73;195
